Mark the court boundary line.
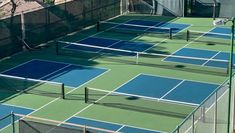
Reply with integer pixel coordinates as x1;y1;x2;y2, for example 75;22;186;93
185;47;229;53
183;83;229;133
0;59;37;74
1;59;76;88
163;58;228;71
88;40;124;61
140;73;220;86
60;19;137;61
59;73;207;133
116;125;125;132
68;36;154;50
61;19;190;62
74;116;166;133
63;37;125;57
86;86;199;106
80;73;219;106
59;74;143;126
1;103;35;112
0;65;111;132
143;24;192;52
161;26;217;62
207;26;232;36
61;20;190;61
162;47;222;66
129;19;192;26
35;58;108;71
62;20;158;60
1;58;109;89
202;51;221;66
162;48;229;70
72;116;166;133
160;80;185;99
70;19;135;44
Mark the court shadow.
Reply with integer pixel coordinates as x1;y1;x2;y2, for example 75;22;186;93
91;102;189;119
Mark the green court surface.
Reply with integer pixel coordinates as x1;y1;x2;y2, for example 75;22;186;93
0;14;231;133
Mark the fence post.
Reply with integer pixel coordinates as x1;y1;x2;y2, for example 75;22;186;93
214;91;217;133
11;112;15;133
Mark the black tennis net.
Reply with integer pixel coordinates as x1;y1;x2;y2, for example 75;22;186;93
0;74;65;99
186;30;231;45
97;21;173;39
85;87;198;118
56;40;229;76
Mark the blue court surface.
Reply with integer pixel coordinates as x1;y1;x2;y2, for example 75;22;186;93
120;19;190;34
116;74;218;105
1;59;107;88
65;116;161;133
0;104;34;130
64;37;153;56
63;73;218;133
164;47;234;69
64;20;190;55
204;27;234;39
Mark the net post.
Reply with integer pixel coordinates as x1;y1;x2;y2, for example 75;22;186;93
96;21;100;32
169;28;172;39
56;41;59;55
11;112;15;133
85;87;88;103
61;83;65;99
186;30;189;41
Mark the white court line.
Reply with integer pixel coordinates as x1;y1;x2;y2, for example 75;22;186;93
60;74;142;125
141;73;220;86
0;66;111;132
63;21;189;61
161;27;217;62
202;51;221;66
143;24;193;53
160;80;185;100
115;125;125;132
61;20;136;60
59;73;205;133
35;58;108;71
0;59;36;74
183;83;229;133
88;40;123;61
1;103;35;111
73;116;166;133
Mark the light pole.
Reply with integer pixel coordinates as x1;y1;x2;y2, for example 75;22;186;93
228;17;235;133
214;17;234;133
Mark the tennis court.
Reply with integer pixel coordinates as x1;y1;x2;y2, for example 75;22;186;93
0;1;233;132
1;59;107;88
164;48;235;69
